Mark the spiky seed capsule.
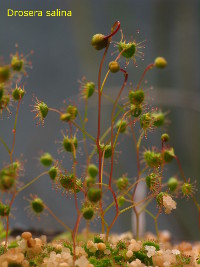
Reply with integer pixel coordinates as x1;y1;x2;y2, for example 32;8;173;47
0;172;15;191
91;34;108;50
161;133;169;143
155;57;167;68
12;87;25;101
0;66;10;83
67;105;78;120
48;166;57;181
0;203;10;216
11;55;24;71
39;102;48;119
118;196;125;207
98;143;112;158
116;120;127;133
63;136;78;152
129;90;145;105
130;104;142;117
168;177;178;192
0;83;4;100
74;179;83;193
87;188;102;203
145;173;157;189
144;150;162;168
88;164;98;178
40;153;53;167
31;198;44;214
84;82;95;98
118;42;136;58
60;113;71;122
140;113;152;130
82;206;94;220
152;112;165;127
60;174;74;190
182;183;192;195
109;61;120;73
163;148;175;163
156;192;165;206
116;177;129;191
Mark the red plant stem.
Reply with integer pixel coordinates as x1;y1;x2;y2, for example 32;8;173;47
104;21;120;40
72;213;82;266
136;63;155;90
106;186;119;239
175;155;187;183
109;69;128;187
97;45;109;187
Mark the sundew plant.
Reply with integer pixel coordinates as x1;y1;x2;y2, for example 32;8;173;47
0;21;199;266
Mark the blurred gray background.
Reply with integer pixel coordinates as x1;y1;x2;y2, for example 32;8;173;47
0;0;200;241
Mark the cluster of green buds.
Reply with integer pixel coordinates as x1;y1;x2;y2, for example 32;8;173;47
60;105;78;122
85;164;98;188
59;173;82;193
129;89;144;118
98;142;112;158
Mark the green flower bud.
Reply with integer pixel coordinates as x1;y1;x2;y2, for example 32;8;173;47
163;148;175;163
0;203;10;216
12;87;25;101
98;143;112;158
156;192;165;206
0;171;15;191
145;173;159;189
109;61;120;73
60;113;71;122
88;164;98;178
87;188;102;203
118;41;136;59
116;119;127;133
118;196;125;207
155;57;167;68
74;179;83;193
91;34;108;50
11;55;24;71
152;111;165;127
130;104;142;117
67;105;78;120
39;102;48;119
0;66;10;83
82;204;94;220
144;150;162;168
168;177;178;192
161;133;169;143
116;177;129;191
60;174;74;190
129;90;145;105
31;198;44;214
182;183;192;196
140;113;152;130
63;136;78;152
48;166;57;181
40;153;53;167
84;82;95;98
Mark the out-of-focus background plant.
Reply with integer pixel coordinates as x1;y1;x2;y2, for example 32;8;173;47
0;0;199;241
